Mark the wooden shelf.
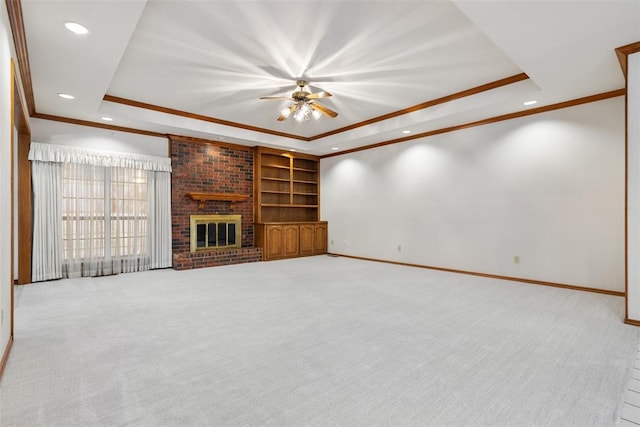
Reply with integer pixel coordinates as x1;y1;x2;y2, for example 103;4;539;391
261;204;319;208
261;177;290;182
292;167;317;173
293;179;317;184
188;192;249;210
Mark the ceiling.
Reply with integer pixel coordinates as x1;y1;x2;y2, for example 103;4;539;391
19;0;640;156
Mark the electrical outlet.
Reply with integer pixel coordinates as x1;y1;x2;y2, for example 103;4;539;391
514;256;520;264
397;245;402;252
331;240;334;245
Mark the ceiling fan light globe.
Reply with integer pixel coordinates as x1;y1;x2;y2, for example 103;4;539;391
280;107;291;118
312;109;321;120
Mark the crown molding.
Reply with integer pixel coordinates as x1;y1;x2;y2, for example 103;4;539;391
32;113;167;138
321;89;625;159
5;0;35;115
104;74;529;143
103;95;311;142
311;73;529;140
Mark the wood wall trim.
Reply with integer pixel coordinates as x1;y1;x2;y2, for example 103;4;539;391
17;132;31;285
0;337;13;379
9;60;15;339
624;58;630;321
615;41;640;77
103;95;311;142
32;113;167;138
310;73;529;141
5;0;35;115
624;318;640;327
12;52;33;274
332;253;626;297
618;41;640;321
321;89;625;159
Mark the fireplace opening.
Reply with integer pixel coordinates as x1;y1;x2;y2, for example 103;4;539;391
190;215;241;252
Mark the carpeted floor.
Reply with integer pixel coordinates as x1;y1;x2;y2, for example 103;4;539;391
0;255;637;426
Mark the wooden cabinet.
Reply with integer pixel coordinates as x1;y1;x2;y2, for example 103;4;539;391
283;225;300;258
264;225;284;260
263;224;300;260
314;222;328;254
299;224;315;256
256;222;328;261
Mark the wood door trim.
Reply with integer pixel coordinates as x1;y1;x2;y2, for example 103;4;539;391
616;41;640;321
0;337;13;379
615;41;640;77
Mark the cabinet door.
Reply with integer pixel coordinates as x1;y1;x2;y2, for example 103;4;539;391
314;223;328;254
299;224;315;256
283;225;299;257
265;225;284;260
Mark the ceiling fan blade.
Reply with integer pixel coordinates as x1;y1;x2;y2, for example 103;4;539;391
306;91;332;99
261;96;294;101
277;105;296;121
310;102;338;118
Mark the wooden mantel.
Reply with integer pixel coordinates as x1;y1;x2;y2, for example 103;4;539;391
187;192;249;210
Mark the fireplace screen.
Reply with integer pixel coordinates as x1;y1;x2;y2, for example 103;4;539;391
190;215;241;252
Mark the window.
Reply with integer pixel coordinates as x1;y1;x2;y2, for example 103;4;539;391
30;142;172;281
61;164;148;262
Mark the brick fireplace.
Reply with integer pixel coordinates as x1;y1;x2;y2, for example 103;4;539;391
170;136;262;270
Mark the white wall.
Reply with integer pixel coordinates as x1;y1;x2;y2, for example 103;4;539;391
0;3;15;357
627;52;640;319
30;118;169;157
321;97;625;292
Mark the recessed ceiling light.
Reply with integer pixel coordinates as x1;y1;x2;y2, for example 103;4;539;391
64;22;89;35
523;100;538;106
57;93;75;99
331;147;339;151
402;130;411;134
101;116;113;121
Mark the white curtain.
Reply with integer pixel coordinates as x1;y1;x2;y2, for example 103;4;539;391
60;162;107;278
29;143;172;281
31;161;63;282
148;170;172;269
28;142;172;172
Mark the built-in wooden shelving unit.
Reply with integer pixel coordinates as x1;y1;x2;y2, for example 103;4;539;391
254;147;327;260
254;147;320;223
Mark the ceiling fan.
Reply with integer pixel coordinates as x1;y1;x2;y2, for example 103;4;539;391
260;80;338;122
